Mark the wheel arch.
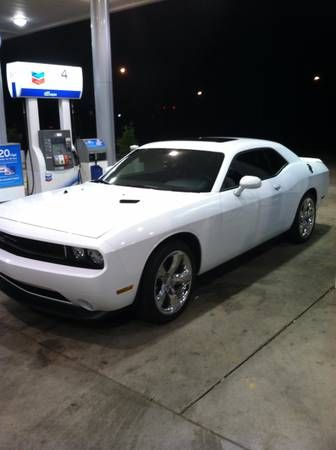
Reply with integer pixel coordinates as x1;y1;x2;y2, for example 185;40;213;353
133;231;202;309
291;187;317;227
148;232;202;273
305;187;317;202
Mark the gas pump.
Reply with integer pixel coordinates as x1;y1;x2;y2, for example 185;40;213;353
6;61;82;194
76;138;109;182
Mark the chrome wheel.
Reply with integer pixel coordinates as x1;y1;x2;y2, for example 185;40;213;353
299;197;315;238
154;250;193;315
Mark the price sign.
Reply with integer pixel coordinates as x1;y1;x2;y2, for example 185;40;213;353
0;144;24;189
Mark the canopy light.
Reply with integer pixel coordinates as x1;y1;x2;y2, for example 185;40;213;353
12;14;28;27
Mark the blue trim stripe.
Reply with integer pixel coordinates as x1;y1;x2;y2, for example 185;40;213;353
20;88;81;99
12;82;17;98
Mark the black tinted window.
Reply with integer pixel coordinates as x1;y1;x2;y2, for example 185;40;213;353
265;148;288;175
221;148;288;190
103;148;224;192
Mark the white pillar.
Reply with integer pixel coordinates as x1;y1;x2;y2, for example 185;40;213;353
0;63;7;144
59;99;72;135
25;98;40;148
90;0;116;164
25;98;42;194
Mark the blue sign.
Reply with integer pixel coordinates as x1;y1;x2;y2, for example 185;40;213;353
84;139;106;149
19;87;82;99
0;144;24;189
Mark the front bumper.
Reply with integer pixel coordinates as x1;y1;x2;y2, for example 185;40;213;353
0;246;137;313
0;273;105;319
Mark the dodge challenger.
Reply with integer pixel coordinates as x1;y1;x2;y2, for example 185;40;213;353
0;138;329;322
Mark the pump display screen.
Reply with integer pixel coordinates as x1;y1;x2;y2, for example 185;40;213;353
52;142;66;153
51;139;68;167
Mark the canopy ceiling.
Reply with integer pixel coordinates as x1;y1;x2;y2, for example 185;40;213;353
0;0;162;39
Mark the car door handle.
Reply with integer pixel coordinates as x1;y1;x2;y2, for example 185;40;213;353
273;184;281;191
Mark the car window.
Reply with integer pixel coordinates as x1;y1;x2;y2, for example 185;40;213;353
221;148;288;191
102;148;224;193
265;148;288;176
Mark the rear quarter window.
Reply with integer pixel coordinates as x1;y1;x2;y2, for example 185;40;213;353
265;148;288;176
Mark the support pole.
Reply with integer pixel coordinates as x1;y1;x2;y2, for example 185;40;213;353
59;99;72;136
0;63;7;144
25;98;42;194
90;0;116;164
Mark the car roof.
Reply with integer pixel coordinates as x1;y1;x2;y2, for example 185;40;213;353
140;137;284;155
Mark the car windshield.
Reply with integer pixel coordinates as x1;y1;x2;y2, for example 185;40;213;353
101;148;224;193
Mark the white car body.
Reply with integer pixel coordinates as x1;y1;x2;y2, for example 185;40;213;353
0;138;329;315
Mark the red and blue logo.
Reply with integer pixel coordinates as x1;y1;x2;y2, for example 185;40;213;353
32;71;45;85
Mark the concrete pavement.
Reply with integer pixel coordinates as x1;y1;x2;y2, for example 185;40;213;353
0;164;335;450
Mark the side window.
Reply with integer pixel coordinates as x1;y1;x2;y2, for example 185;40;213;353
264;148;288;176
221;149;270;190
221;148;288;191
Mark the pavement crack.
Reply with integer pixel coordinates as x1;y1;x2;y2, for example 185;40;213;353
181;286;334;415
6;285;333;450
22;326;251;450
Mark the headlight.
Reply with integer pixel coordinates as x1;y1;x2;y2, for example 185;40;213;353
67;246;104;269
72;247;86;260
87;249;104;267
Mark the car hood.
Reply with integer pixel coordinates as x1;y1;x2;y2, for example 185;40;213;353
0;183;203;238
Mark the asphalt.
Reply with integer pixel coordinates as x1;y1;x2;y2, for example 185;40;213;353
1;164;335;450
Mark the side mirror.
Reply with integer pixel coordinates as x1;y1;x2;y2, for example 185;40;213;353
130;145;139;151
234;175;262;197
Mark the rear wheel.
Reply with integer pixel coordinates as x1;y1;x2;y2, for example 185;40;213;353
136;240;195;323
288;193;316;243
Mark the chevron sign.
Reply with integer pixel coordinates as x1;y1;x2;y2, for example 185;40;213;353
7;62;83;99
31;71;45;85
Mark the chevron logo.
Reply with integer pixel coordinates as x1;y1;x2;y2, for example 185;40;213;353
32;71;45;85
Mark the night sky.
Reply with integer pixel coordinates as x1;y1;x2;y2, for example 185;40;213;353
1;0;335;158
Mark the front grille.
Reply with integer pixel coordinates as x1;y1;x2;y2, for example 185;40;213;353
0;231;67;265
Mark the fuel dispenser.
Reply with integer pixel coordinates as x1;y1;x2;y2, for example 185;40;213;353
76;138;109;182
6;61;82;194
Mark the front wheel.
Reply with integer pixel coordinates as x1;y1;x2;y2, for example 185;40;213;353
136;240;195;323
288;193;316;243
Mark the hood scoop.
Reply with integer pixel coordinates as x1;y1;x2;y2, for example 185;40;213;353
119;199;140;204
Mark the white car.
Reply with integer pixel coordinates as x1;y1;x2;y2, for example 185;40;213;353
0;138;329;322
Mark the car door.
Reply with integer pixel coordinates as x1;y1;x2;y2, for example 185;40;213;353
218;148;285;261
216;150;263;263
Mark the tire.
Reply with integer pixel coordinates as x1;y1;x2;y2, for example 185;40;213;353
136;240;196;323
288;192;316;243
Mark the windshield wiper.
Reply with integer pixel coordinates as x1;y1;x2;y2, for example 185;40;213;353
142;184;195;192
140;184;164;190
114;183;162;190
93;179;110;185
